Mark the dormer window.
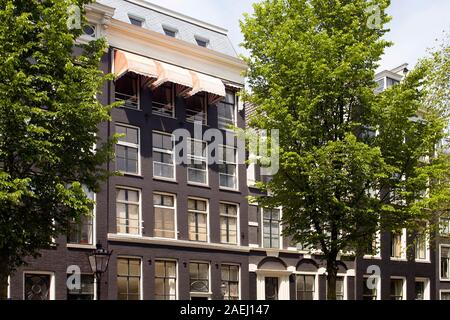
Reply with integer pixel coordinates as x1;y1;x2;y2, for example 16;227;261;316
195;36;209;48
129;15;144;27
162;25;177;38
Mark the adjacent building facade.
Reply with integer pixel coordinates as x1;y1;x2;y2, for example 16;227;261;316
6;0;450;300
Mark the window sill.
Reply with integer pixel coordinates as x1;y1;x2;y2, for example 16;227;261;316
67;243;96;250
153;177;177;183
120;172;143;178
439;278;450;282
415;259;431;263
187;182;210;188
390;257;408;262
363;255;382;260
219;187;240;193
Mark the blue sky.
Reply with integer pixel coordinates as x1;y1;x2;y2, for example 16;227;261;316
147;0;449;71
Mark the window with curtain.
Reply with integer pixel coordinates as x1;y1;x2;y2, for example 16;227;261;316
116;188;140;235
220;203;238;245
155;260;177;300
188;199;208;242
296;275;315;300
153;193;176;239
117;258;141;300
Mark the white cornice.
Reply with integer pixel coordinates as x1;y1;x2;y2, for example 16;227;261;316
124;0;228;34
106;19;246;84
108;233;250;253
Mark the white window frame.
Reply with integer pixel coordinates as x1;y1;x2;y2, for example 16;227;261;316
115;74;140;110
217;90;237;131
187;138;208;186
187;197;209;243
389;276;407;300
23;271;55;300
116;256;143;301
414;277;430;300
116;123;141;175
440;217;450;237
440;289;450;300
220;263;241;300
67;190;96;248
439;244;450;281
390;228;407;261
363;275;381;300
116;186;142;236
261;207;282;249
294;271;319;300
152;131;176;181
154;259;178;300
415;232;430;263
218;144;238;191
7;276;10;299
189;261;212;299
219;202;240;246
153;192;177;240
363;230;381;260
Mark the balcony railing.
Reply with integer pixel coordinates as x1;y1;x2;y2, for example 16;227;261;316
152;101;174;118
186;108;206;125
115;92;139;109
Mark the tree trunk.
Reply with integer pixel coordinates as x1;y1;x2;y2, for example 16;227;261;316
0;253;9;300
326;259;338;300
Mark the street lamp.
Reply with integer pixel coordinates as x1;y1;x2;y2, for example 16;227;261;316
88;243;112;300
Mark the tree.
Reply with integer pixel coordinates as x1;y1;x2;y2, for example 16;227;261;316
241;0;450;299
0;0;116;299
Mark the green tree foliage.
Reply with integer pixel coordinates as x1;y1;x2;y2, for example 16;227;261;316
241;0;450;299
0;0;116;299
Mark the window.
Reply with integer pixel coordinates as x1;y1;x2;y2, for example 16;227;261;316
390;278;404;300
375;78;384;93
117;258;141;300
115;73;139;109
155;260;177;300
265;277;278;300
152;83;174;117
116;188;141;235
153;132;175;179
218;145;237;189
440;217;450;236
414;279;428;300
68;188;94;245
129;16;144;27
263;208;280;248
220;203;238;245
187;139;207;185
163;26;177;38
153;193;176;239
441;291;450;300
68;214;93;245
386;77;400;88
24;273;52;300
189;262;209;294
188;198;208;242
217;91;236;130
441;245;450;280
185;93;207;124
221;265;239;300
364;232;380;257
363;276;378;300
195;37;209;48
327;276;344;300
296;275;315;300
67;274;94;300
415;233;428;260
116;125;140;174
390;230;405;259
82;24;96;38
